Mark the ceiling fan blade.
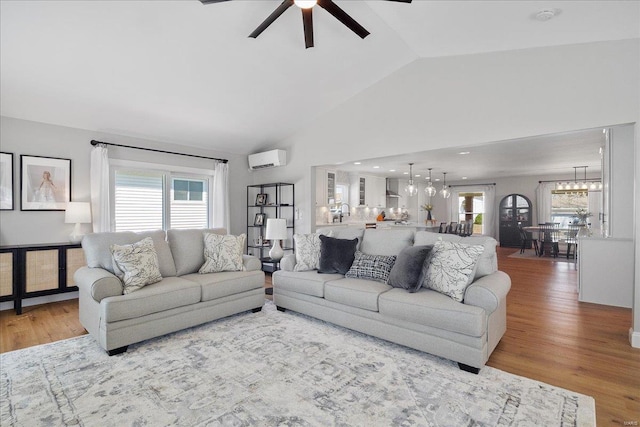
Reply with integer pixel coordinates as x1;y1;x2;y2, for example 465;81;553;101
249;0;294;39
302;8;314;48
198;0;232;4
317;0;369;39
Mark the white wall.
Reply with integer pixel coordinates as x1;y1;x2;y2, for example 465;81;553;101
0;116;251;245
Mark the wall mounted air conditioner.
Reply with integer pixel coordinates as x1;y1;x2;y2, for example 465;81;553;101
248;149;287;170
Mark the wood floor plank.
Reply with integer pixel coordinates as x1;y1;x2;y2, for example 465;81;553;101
1;250;638;425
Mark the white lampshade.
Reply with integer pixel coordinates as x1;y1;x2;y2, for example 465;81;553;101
265;218;287;240
65;202;91;224
65;202;91;243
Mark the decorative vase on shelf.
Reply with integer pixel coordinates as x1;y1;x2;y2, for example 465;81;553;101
577;224;591;238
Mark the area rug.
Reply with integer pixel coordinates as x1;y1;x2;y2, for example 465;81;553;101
1;301;595;426
508;250;574;263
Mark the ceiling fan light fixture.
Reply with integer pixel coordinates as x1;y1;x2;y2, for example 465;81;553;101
294;0;317;9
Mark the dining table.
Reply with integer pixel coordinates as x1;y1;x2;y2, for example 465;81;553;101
522;225;581;263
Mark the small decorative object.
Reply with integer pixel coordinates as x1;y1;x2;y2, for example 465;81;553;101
421;204;433;220
0;152;14;210
265;218;287;261
575;208;592;225
254;213;266;226
65;202;91;243
255;193;267;205
20;155;71;211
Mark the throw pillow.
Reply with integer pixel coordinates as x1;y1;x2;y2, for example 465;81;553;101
317;235;358;275
293;233;322;271
199;233;246;273
387;245;433;292
345;251;397;283
422;240;484;302
110;237;163;294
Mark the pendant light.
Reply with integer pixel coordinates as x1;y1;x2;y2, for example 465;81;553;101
424;168;436;197
440;172;451;199
404;163;418;197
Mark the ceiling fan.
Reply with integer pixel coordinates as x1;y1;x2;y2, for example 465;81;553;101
199;0;412;49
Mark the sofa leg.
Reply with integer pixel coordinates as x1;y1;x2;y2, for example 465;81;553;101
276;306;286;312
252;307;262;313
458;363;480;374
107;346;128;356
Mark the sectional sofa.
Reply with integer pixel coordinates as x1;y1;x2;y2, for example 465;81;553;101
75;228;265;355
272;228;511;372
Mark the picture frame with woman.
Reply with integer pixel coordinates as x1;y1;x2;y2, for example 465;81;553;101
255;193;267;206
21;155;71;211
254;213;265;226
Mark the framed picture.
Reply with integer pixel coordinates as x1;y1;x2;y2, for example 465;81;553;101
21;155;71;211
254;213;265;226
255;193;267;206
0;152;14;210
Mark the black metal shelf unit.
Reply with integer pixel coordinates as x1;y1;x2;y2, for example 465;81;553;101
246;182;295;272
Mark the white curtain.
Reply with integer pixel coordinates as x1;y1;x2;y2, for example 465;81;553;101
212;162;230;230
447;185;496;238
536;182;555;224
90;144;110;232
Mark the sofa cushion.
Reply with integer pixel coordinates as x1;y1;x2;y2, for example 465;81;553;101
379;288;487;337
83;230;177;278
318;235;358;275
110;237;163;294
345;251;396;284
272;270;343;298
167;228;226;276
181;270;264;301
292;233;322;271
199;233;246;273
422;240;484;302
360;229;414;256
414;231;498;279
324;278;392;312
102;276;201;323
387;245;433;292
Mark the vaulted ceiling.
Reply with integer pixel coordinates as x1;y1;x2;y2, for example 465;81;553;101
1;0;638;159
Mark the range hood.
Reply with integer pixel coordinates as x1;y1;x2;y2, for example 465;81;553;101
386;178;401;198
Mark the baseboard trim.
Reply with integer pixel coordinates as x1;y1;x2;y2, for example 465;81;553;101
0;292;78;313
630;328;640;348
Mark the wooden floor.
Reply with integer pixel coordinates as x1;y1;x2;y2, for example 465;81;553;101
1;248;638;425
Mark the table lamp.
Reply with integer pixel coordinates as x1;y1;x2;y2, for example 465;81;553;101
265;218;287;261
65;202;92;243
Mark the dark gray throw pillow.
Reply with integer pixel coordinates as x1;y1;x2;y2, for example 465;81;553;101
318;235;358;275
387;245;433;292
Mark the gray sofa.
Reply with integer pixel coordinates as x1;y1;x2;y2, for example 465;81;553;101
75;228;265;355
272;228;511;372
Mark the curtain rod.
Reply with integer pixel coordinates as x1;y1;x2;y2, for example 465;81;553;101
538;178;600;183
449;183;496;188
90;140;228;164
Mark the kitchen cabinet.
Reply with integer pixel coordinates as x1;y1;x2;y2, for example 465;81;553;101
349;174;385;208
315;168;336;207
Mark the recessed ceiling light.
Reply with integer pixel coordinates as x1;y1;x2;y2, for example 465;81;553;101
534;9;558;21
403;172;409;175
434;178;440;182
354;162;361;165
462;176;468;180
373;166;380;169
389;169;396;172
415;174;421;177
459;151;470;155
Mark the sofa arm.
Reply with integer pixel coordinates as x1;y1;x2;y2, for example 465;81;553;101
243;255;262;272
74;266;123;303
464;270;511;314
280;254;297;271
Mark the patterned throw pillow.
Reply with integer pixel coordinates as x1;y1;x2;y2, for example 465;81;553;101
293;233;321;271
110;237;163;294
422;240;484;302
345;251;397;283
199;233;246;273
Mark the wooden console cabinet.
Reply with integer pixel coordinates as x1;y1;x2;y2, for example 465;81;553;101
0;242;85;314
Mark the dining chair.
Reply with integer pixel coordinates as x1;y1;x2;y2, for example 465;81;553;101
538;223;560;257
518;225;539;255
565;224;580;259
438;222;447;233
447;222;458;234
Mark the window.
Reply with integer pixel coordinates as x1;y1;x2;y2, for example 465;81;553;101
112;165;211;232
457;192;485;234
550;190;589;228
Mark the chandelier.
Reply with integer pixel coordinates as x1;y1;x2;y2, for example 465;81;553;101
556;166;602;191
440;172;451;199
404;163;418;196
424;168;436;197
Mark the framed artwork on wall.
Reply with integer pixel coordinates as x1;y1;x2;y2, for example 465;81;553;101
20;155;71;211
0;152;14;210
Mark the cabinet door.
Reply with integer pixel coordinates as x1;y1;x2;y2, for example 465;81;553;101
0;251;14;297
315;168;327;206
66;247;86;287
25;249;60;293
326;170;336;204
